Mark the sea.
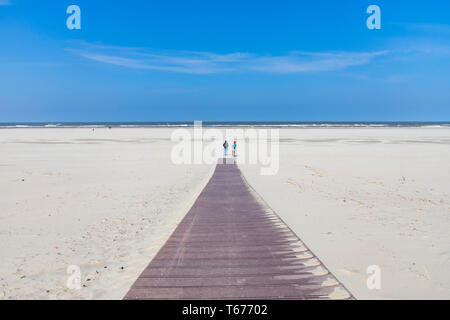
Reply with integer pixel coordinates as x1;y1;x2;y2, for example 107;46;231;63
0;122;449;129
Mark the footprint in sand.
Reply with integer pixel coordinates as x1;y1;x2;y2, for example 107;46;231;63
305;165;326;178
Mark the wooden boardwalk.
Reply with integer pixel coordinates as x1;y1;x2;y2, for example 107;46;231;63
124;159;353;300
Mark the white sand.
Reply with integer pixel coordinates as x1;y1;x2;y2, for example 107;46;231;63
239;128;450;300
1;127;449;300
0;128;215;300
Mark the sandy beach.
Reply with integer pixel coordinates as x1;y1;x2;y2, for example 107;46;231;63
240;127;450;299
0;128;215;299
1;127;449;300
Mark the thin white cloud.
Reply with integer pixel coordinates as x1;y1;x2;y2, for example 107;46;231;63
386;37;450;56
247;51;388;73
68;43;387;75
70;50;236;74
0;0;12;5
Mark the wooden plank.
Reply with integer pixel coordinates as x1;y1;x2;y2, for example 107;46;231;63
124;159;353;300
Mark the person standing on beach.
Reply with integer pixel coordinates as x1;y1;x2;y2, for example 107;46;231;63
232;140;237;157
223;140;229;157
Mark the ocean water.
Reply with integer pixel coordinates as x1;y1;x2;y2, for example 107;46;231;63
0;122;449;128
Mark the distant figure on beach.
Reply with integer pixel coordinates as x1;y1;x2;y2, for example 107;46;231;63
223;140;229;157
232;140;237;157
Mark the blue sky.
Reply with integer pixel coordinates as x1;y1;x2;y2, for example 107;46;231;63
0;0;449;122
